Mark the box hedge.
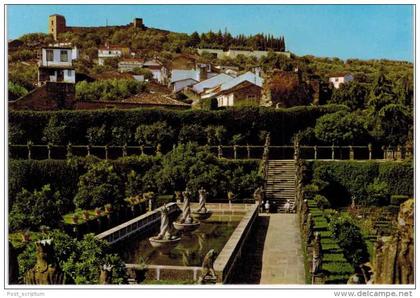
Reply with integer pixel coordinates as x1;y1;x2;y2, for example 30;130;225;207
309;161;413;207
9;105;347;145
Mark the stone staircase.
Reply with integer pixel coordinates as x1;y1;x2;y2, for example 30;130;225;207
265;160;296;213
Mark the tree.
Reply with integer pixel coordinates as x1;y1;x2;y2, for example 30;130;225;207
42;116;67;144
367;72;396;114
329;81;368;111
9;184;63;231
205;125;227;145
329;214;369;267
131;68;153;80
367;72;412;145
18;231;127;284
178;124;207;144
74;161;123;210
188;31;201;47
134;121;175;150
314;111;368;145
86;125;107;145
8;82;28;100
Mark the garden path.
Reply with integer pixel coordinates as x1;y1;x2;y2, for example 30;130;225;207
259;213;306;284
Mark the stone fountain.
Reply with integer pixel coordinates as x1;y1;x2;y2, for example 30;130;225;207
149;205;181;254
192;187;213;221
173;188;200;232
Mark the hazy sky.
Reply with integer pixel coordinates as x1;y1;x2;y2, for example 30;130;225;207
7;4;414;61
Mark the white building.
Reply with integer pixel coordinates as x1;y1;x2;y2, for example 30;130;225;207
192;73;233;94
329;73;354;89
143;60;168;85
170;69;201;93
38;46;79;84
118;59;144;72
98;44;130;66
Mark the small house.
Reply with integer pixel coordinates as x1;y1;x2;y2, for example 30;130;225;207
38;45;79;84
329;73;353;89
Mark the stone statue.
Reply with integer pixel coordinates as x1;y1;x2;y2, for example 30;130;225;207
180;188;193;224
253;187;263;205
312;232;322;276
175;191;183;203
301;199;309;231
306;213;314;246
156;205;173;240
197;187;208;213
198;249;217;284
24;239;64;285
99;264;113;284
351;196;356;210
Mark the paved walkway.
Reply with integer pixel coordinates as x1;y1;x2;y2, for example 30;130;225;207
259;213;306;284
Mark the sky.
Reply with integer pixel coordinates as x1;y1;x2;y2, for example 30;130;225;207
7;4;414;62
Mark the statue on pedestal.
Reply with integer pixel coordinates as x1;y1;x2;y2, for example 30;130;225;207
312;232;323;276
197;187;208;213
24;239;64;285
198;249;217;284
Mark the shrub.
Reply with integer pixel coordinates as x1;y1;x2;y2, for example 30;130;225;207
390;195;409;206
205;125;227;145
9;159;81;212
303;184;319;200
178;124;207;144
329;214;369;267
17;230;127;284
135;121;175;150
74;161;124;210
314;111;369;145
86;125;107;145
314;194;331;210
76;79;146;101
9;184;63;231
378;161;413;196
366;178;389;206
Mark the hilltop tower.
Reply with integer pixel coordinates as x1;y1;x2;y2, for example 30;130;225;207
132;18;144;28
48;14;66;40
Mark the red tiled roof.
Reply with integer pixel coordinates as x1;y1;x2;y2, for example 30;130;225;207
123;93;190;107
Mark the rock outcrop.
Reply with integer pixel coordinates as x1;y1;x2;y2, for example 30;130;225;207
373;199;414;284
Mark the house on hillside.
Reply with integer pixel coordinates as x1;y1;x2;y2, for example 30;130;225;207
118;58;144;72
329;73;353;89
192;73;233;95
170;63;219;93
38;45;79;85
169;69;200;93
143;59;168;84
202;71;263;107
98;43;130;65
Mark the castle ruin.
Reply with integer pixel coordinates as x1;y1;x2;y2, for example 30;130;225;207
48;14;145;40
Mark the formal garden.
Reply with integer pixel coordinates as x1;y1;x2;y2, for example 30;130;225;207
8;99;414;284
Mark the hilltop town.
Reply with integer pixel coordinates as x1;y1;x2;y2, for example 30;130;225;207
8;14;412;112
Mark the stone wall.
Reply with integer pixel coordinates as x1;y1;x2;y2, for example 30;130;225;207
373;199;414;284
213;203;259;283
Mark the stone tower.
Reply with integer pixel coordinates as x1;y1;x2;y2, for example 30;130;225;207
132;18;144;29
48;14;66;40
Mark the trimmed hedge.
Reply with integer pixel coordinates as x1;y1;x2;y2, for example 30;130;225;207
310;160;413;207
9;154;260;214
9;105;347;145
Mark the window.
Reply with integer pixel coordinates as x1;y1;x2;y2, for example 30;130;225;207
247;94;257;101
67;70;72;76
335;78;339;82
60;50;68;62
46;49;54;62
